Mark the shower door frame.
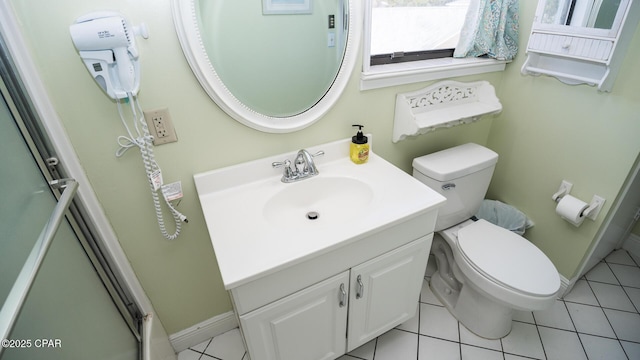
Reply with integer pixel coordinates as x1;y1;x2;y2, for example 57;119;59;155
0;1;175;359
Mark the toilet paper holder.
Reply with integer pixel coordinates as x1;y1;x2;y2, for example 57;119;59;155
551;180;573;202
552;180;605;221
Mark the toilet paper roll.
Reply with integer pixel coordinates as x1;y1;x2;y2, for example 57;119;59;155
556;195;589;227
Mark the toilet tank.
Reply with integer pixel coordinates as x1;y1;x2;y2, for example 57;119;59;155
413;143;498;231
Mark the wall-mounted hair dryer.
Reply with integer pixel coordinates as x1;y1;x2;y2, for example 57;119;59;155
70;11;148;99
69;12;187;240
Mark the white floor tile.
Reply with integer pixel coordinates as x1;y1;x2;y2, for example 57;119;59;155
609;263;640;287
624;286;640;311
374;329;418;360
177;349;201;360
512;310;535;324
396;305;419;333
501;322;545;359
336;355;361;360
346;338;375;360
418;336;460;360
189;338;211;353
419;303;459;342
503;355;532;360
421;279;443;306
585;262;619;284
183;248;638;360
606;249;637;266
566;302;616;338
563;279;599;306
620;340;640;359
579;333;627;360
459;324;501;351
460;344;503;360
603;308;640;342
203;328;246;360
590;281;636;311
538;326;587;360
533;300;575;331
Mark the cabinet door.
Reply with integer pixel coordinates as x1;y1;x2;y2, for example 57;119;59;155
240;271;349;360
347;235;431;351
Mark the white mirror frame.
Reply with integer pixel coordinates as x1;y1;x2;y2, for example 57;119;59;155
172;0;362;133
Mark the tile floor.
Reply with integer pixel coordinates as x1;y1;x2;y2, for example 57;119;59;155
178;249;640;360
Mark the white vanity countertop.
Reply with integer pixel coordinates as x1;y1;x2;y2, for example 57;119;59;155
194;138;446;289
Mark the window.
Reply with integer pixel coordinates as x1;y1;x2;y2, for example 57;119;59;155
361;0;509;90
369;0;470;65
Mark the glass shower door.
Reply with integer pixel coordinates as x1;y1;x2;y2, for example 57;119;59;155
0;82;139;359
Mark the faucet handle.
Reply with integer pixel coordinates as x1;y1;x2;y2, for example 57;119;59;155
272;159;291;168
273;159;295;181
272;159;293;174
312;150;325;158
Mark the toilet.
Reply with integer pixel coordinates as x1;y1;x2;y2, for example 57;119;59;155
413;143;560;339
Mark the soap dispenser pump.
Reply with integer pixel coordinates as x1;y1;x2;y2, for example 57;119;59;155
350;124;369;164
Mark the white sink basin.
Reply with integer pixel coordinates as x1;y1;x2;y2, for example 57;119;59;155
263;176;373;227
194;137;446;288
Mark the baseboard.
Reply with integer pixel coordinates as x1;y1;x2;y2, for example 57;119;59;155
623;233;640;259
558;274;572;298
169;311;238;353
558;233;640;298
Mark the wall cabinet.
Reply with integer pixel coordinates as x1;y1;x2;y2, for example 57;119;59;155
238;236;430;360
522;0;640;91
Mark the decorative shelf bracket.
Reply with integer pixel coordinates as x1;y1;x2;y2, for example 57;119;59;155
392;80;502;143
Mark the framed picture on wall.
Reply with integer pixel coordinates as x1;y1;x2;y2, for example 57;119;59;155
263;0;313;15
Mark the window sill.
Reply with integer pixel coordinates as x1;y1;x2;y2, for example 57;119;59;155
360;57;509;91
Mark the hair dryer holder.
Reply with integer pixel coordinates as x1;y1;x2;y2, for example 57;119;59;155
70;11;149;100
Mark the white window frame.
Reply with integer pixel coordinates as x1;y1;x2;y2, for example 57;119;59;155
360;0;510;91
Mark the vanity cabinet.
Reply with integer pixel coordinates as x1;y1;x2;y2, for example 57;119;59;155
239;271;349;360
346;237;429;351
193;138;445;360
238;236;431;360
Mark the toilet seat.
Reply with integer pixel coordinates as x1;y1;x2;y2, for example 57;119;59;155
456;220;560;298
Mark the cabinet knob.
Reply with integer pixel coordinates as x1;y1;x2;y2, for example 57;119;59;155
356;275;364;299
339;283;346;307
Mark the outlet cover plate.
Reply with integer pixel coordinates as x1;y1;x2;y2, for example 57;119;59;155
144;108;178;145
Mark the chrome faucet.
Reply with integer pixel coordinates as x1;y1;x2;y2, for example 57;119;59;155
272;149;324;183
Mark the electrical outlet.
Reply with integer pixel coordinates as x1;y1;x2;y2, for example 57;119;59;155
144;108;178;145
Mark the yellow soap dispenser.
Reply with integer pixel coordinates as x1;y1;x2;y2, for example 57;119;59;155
350;124;369;164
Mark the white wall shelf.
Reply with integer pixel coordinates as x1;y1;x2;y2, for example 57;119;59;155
392;80;502;143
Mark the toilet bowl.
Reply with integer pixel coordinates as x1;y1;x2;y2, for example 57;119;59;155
430;219;559;338
413;143;560;339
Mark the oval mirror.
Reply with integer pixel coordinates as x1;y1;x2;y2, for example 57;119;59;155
172;0;361;133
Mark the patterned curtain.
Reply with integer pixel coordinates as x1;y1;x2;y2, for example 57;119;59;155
454;0;520;61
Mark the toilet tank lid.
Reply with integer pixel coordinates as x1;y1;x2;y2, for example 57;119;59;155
413;143;498;181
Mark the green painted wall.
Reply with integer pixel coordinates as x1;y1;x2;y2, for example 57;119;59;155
8;0;639;335
486;1;640;278
8;0;499;333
